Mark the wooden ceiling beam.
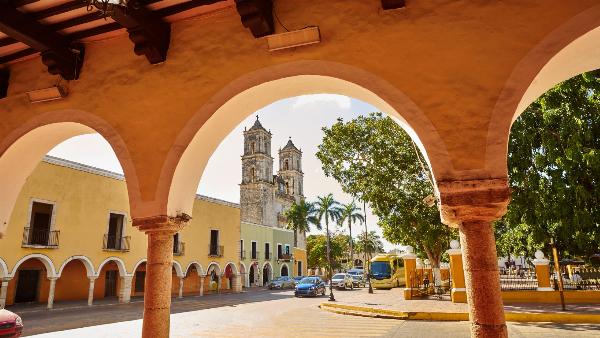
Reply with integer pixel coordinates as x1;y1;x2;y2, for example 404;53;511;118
0;3;84;79
381;0;406;10
111;5;170;64
235;0;274;38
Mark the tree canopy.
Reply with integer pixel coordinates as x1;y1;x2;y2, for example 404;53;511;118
284;199;320;247
307;234;346;270
501;70;600;259
317;113;454;267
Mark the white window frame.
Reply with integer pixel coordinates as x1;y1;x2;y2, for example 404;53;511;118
251;240;258;259
24;198;58;248
105;210;129;237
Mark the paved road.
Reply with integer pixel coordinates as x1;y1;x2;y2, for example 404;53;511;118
15;288;600;337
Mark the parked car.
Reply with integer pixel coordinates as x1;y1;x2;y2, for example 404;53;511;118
293;276;304;285
267;276;295;289
351;274;366;288
295;276;326;297
347;268;364;276
0;309;23;338
330;273;354;290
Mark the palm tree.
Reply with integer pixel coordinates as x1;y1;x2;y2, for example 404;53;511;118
284;200;320;247
314;193;342;301
356;230;385;256
338;200;364;269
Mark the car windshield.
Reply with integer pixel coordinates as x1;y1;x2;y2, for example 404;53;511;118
371;261;392;277
299;278;317;284
332;274;345;279
351;275;361;280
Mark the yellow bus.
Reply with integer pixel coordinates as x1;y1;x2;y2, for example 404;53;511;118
369;254;405;289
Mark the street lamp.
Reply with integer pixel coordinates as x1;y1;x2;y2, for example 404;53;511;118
326;223;335;302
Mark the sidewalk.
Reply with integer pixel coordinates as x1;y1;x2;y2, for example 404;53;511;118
320;288;600;323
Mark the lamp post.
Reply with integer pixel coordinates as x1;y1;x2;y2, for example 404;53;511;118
326;221;335;302
363;200;373;294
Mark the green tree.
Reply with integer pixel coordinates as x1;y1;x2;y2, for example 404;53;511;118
338;200;365;268
355;230;385;262
317;113;453;270
502;70;600;258
314;194;342;279
284;199;320;247
307;234;345;270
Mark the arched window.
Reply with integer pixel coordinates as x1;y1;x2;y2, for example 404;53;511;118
284;159;289;170
251;167;256;182
250;142;255;154
285;182;289;194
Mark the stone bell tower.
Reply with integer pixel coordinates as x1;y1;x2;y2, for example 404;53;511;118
277;138;306;248
240;117;276;226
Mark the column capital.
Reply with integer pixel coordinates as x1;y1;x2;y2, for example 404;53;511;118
132;214;191;234
438;178;510;227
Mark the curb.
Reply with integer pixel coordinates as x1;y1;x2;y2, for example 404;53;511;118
319;303;600;324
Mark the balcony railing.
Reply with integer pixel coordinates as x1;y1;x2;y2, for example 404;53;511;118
174;241;185;256
240;250;246;260
208;245;224;257
278;253;293;262
22;227;59;248
103;234;131;252
251;251;259;260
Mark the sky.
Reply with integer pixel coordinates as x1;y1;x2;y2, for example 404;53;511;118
48;94;402;251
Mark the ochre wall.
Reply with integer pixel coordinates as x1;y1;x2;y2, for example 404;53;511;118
54;260;89;302
6;259;50;306
293;248;307;277
1;1;599;221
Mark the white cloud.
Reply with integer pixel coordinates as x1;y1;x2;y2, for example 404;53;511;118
292;94;352;110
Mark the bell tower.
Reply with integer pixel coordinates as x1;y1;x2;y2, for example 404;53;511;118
240;117;276;226
277;138;304;202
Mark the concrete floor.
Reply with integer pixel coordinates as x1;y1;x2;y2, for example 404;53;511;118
17;288;600;337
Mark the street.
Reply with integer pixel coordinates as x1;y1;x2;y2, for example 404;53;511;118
16;288;600;337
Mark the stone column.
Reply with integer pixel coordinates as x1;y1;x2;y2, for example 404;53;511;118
178;277;184;299
233;273;242;293
447;240;467;303
0;278;11;309
532;250;552;291
47;277;58;309
439;178;510;338
401;246;417;300
87;277;97;306
134;215;189;338
199;275;205;296
119;276;133;304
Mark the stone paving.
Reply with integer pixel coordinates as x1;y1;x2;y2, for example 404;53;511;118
14;287;600;337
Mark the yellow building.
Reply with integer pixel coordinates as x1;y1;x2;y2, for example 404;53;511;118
0;156;241;308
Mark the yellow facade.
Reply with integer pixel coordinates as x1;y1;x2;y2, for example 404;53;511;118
293;248;307;277
0;157;241;307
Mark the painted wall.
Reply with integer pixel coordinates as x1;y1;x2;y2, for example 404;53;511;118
0;158;241;305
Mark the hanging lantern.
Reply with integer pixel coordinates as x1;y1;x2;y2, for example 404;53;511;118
83;0;134;17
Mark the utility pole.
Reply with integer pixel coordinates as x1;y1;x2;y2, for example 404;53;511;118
364;200;373;294
551;238;566;311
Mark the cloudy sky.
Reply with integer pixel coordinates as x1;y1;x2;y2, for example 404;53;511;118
48;95;401;251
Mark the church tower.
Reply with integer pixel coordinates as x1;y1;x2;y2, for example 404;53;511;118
277;138;304;202
240;117;277;226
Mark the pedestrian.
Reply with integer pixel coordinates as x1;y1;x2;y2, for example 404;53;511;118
423;275;430;289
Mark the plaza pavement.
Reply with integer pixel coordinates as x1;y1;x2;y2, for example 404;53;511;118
13;287;600;337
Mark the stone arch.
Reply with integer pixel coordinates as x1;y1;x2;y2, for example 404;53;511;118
164;60;450;218
0;109;142;237
487;5;600;179
224;262;239;275
261;261;273;284
0;257;7;279
131;258;147;275
185;261;204;276
57;256;95;278
280;263;290;277
96;257;128;277
172;260;184;278
10;254;57;278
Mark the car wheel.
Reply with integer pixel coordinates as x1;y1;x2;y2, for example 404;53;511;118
350;283;354;290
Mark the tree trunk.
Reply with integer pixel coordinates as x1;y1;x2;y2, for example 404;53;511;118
349;220;353;268
424;246;442;286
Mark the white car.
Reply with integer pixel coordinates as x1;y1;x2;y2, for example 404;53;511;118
330;273;354;290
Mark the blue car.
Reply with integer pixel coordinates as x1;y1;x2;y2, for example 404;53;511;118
294;276;326;297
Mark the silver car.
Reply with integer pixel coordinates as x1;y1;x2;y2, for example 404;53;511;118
330;273;354;290
268;276;295;289
351;274;366;288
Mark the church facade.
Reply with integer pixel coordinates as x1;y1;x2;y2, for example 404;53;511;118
239;118;308;287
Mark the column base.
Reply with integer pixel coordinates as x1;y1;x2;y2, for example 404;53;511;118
403;288;412;300
471;322;508;338
451;288;467;303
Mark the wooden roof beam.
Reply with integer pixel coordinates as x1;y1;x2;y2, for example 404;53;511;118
381;0;406;10
0;3;84;79
111;5;170;64
235;0;274;38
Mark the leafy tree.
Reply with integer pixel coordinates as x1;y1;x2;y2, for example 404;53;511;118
355;230;385;262
317;113;454;270
307;234;345;270
502;70;600;259
284;199;320;247
314;194;342;278
338;200;365;267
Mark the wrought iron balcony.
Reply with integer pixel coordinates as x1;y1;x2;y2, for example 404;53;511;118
240;250;246;260
278;253;293;262
103;234;131;252
208;245;224;257
22;227;59;248
173;241;185;256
